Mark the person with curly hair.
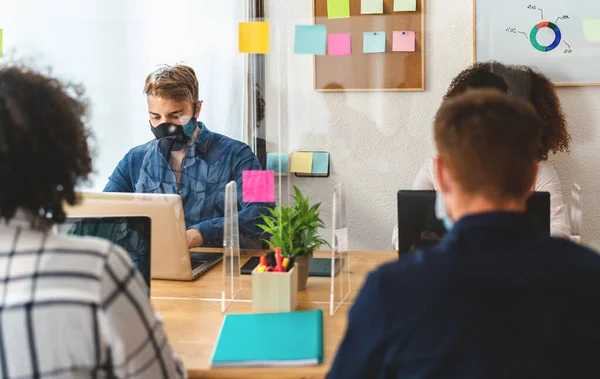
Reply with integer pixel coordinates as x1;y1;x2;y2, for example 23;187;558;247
392;62;572;250
0;63;185;378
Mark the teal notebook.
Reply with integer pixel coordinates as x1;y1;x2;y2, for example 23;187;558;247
211;309;324;367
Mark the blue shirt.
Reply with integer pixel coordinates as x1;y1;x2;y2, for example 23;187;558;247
104;122;269;247
328;212;600;379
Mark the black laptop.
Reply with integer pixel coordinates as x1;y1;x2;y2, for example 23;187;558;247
396;190;551;256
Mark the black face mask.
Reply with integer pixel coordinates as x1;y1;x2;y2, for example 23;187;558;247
150;121;190;143
149;104;198;142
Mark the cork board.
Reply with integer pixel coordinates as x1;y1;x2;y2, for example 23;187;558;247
313;0;425;92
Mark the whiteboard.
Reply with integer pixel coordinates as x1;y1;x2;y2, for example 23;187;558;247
475;0;600;85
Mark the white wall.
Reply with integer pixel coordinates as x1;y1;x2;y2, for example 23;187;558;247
265;0;600;251
0;0;244;191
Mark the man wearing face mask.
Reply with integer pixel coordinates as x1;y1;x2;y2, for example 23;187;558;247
328;90;600;379
105;64;268;248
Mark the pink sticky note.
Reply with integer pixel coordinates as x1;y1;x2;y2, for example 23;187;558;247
242;170;275;203
393;31;415;52
328;33;352;56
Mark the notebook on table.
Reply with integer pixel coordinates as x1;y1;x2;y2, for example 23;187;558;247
210;309;324;368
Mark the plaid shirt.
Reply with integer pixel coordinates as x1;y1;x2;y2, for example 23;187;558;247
0;214;186;378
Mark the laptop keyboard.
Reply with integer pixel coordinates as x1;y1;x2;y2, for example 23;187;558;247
189;252;222;270
190;256;207;269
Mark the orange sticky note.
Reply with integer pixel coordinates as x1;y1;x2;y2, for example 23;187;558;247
290;152;313;173
239;22;269;54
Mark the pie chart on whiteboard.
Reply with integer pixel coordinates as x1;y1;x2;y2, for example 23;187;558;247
530;21;562;52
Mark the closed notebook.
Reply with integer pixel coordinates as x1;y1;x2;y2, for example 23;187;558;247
211;309;324;367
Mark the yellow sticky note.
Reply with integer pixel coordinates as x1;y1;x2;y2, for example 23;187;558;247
0;29;3;58
328;0;350;19
290;152;313;174
239;22;269;54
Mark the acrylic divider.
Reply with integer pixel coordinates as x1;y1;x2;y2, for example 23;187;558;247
571;183;582;244
221;181;242;312
330;183;351;316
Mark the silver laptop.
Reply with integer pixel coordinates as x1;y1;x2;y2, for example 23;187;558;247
64;192;222;281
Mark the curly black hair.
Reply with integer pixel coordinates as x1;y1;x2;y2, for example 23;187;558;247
0;63;92;227
444;61;571;161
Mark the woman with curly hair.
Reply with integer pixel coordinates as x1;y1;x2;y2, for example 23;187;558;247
0;64;184;377
392;62;572;250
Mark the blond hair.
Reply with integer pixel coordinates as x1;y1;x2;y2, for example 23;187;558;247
144;64;199;103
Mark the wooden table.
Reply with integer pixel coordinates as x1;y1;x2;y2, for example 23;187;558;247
151;250;396;378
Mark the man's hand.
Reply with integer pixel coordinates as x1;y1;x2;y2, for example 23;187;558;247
186;229;204;248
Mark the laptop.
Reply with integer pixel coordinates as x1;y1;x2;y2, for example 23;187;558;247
58;216;152;293
396;190;551;255
64;192;222;281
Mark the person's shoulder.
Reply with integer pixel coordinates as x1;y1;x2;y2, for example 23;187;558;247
536;161;560;181
127;140;157;158
210;129;251;150
371;246;449;288
548;236;600;261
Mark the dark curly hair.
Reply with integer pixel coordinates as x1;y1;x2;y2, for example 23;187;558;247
0;63;92;228
444;61;571;161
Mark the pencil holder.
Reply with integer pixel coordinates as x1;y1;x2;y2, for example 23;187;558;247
252;264;298;313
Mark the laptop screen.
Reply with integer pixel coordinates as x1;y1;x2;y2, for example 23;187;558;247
58;216;152;292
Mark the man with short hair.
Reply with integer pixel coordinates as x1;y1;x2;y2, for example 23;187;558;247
105;64;267;248
328;90;600;379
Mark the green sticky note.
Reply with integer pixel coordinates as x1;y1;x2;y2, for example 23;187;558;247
312;152;330;175
363;32;386;53
394;0;416;11
294;25;327;55
583;19;600;42
0;29;3;58
327;0;350;19
361;0;383;14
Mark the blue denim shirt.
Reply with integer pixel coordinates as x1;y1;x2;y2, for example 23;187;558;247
104;122;269;247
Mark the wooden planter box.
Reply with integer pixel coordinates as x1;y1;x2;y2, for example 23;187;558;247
252;264;298;313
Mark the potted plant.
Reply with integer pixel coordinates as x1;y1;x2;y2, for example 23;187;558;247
257;186;330;290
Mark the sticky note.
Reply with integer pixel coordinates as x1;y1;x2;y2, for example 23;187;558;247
327;0;350;19
361;0;383;14
328;33;351;56
312;152;330;174
239;22;269;54
242;170;274;203
363;32;386;54
394;0;416;11
294;25;327;55
393;31;415;52
266;153;290;173
290;152;313;173
0;29;3;58
583;19;600;42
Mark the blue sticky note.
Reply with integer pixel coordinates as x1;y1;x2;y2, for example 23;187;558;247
312;152;330;175
266;153;289;173
363;32;386;53
294;25;327;55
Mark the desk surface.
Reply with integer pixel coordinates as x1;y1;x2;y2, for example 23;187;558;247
151;250;396;378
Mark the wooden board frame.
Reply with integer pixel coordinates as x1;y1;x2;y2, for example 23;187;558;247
313;0;425;92
472;0;600;87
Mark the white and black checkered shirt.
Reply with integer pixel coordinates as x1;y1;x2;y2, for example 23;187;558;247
0;215;186;378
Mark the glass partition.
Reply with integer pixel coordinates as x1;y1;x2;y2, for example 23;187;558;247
2;1;598;309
